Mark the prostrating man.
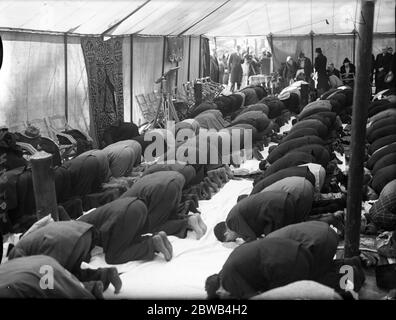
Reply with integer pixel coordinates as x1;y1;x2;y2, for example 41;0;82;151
214;191;300;243
0;255;98;299
266;135;326;164
121;171;207;239
8;220;123;294
266;221;338;281
251;168;315;219
205;237;313;299
102;139;142;178
366;179;396;231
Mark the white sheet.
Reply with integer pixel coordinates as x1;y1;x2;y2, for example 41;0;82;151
84;178;254;299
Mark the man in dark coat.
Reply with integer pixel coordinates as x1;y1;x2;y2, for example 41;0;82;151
266;221;338;281
314;48;329;96
121;171;207;239
210;50;220;83
228;46;243;92
214;191;302;242
8;220;122;294
205;237;313;299
0;255;98;299
78;197;173;263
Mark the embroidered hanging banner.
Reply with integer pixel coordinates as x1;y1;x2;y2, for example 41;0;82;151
81;37;124;148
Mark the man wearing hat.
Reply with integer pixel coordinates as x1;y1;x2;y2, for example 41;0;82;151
314;48;329;96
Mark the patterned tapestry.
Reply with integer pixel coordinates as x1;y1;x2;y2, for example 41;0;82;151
81;37;124;148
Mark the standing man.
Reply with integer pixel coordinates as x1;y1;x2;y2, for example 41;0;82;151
209;49;219;83
228;45;243;92
297;52;313;83
375;47;393;93
259;50;272;75
283;56;298;85
314;48;329;97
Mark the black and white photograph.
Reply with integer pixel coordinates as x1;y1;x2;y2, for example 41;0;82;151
0;0;396;308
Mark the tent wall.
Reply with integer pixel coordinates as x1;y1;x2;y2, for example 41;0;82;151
270;32;395;73
372;33;396;54
311;34;354;70
270;35;312;74
0;31;90;135
189;36;201;80
0;31;66;128
129;35;164;125
126;35;201;126
0;32;203;130
66;35;90;134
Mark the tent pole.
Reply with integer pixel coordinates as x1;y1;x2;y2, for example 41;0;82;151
199;35;202;78
64;33;68;121
187;36;191;81
162;36;166;75
130;34;134;122
310;31;314;64
352;29;357;65
268;33;274;73
345;0;375;258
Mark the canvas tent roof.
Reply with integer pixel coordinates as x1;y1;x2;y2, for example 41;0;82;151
0;0;394;37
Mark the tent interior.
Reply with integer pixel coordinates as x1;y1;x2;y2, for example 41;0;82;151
0;0;396;300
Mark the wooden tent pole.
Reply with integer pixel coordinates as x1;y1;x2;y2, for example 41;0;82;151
345;0;375;258
199;35;202;78
352;29;357;65
130;34;134;122
30;151;59;221
187;35;191;81
162;36;166;75
64;33;68;121
310;30;314;64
